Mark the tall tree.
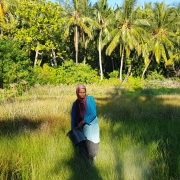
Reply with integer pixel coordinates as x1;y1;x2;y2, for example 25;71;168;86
103;0;149;81
63;0;93;63
93;0;114;80
141;2;180;78
15;0;65;67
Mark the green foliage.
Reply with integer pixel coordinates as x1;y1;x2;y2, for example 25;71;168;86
0;0;179;91
14;0;66;66
61;60;99;84
108;70;119;78
146;71;165;80
34;60;100;85
0;39;33;90
122;76;145;90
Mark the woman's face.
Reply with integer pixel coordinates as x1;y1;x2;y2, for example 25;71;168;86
78;88;86;99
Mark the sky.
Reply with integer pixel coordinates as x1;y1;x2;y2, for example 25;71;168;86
90;0;179;7
50;0;179;7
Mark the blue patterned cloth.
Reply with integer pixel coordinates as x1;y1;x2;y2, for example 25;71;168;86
71;96;100;143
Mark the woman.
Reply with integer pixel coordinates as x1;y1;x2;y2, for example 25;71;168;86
71;84;100;161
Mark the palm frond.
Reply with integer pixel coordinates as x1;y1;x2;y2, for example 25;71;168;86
106;33;120;56
126;29;134;49
134;19;150;26
162;35;174;49
144;56;150;66
125;45;131;58
161;45;167;62
79;22;92;38
165;54;178;66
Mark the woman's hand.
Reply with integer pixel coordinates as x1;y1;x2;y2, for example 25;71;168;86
77;120;85;129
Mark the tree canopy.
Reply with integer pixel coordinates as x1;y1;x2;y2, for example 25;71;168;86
0;0;179;88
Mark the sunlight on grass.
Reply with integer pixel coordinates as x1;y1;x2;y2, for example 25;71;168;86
0;84;180;179
158;95;180;106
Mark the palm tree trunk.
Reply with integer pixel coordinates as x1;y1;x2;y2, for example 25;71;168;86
74;25;78;64
83;50;86;65
119;45;125;81
82;32;87;64
122;57;133;83
123;64;132;84
98;29;103;80
141;54;154;79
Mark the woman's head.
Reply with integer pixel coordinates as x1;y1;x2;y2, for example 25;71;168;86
76;84;86;99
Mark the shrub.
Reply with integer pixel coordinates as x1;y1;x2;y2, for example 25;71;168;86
34;60;100;85
122;76;145;90
108;70;119;78
0;38;33;90
146;71;165;80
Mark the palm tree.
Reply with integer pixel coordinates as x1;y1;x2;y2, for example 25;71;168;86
63;0;94;63
141;2;180;78
93;0;114;80
103;0;149;81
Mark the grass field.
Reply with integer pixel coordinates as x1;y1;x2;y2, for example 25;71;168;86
0;83;180;180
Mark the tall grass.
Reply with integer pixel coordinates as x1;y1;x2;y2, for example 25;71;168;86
0;84;180;180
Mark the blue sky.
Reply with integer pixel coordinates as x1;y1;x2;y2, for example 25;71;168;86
50;0;179;7
90;0;179;7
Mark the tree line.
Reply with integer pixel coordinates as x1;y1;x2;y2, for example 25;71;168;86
0;0;180;89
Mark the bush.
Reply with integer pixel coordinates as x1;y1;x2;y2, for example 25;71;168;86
108;70;119;78
122;76;145;90
34;60;100;85
0;38;33;90
146;71;165;80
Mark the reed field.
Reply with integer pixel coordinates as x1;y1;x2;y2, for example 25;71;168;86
0;83;180;180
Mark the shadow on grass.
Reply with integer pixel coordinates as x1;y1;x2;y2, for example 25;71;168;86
1;86;179;179
97;87;180;179
52;145;103;180
0;117;43;136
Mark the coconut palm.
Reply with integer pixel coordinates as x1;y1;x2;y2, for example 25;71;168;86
63;0;94;63
93;0;114;80
141;2;180;78
103;0;149;81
